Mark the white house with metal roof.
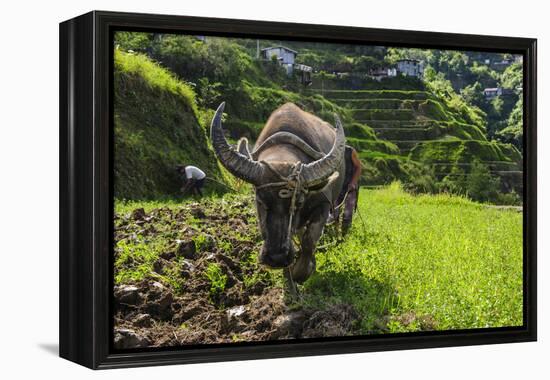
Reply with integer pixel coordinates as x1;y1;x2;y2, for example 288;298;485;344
396;59;424;79
261;46;298;75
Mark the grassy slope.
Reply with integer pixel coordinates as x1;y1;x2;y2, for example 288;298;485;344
115;184;523;333
114;50;227;200
308;183;522;332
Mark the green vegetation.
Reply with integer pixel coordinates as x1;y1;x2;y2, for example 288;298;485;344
409;140;521;163
114;185;523;333
464;160;502;203
498;97;523;148
204;263;228;301
114;233;185;292
114;32;523;204
386;47;523;147
320;86;521;199
114;50;229;199
308;183;522;332
113;192;280;297
114;49;198;114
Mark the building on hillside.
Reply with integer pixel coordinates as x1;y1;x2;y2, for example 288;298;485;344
261;46;298;75
366;67;397;81
492;57;514;69
483;87;503;99
364;60;425;81
294;63;313;85
501;88;516;96
194;35;207;42
396;59;424;78
336;72;350;79
483;87;515;99
261;45;312;84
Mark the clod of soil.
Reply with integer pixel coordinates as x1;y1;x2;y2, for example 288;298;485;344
133;313;153;328
131;208;146;221
114;284;142;305
176;240;197;260
114;328;151;349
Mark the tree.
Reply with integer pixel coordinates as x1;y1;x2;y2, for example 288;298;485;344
115;31;154;52
460;82;484;108
440;165;467;195
466;160;500;203
424;66;487;129
354;56;383;73
501;63;523;90
485;96;505;138
469;61;499;88
197;77;222;109
497;98;523;149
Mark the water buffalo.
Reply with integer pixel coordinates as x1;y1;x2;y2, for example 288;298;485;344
210;102;345;287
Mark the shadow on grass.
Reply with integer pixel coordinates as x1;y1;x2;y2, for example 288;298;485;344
301;267;398;334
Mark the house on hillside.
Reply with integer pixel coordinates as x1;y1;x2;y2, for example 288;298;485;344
294;63;313;85
261;45;312;84
367;67;397;81
483;87;516;99
363;59;424;81
396;59;424;79
261;46;298;75
501;88;516;96
483;87;503;99
492;57;514;69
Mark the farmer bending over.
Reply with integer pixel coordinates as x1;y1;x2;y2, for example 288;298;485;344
177;164;206;197
333;145;362;235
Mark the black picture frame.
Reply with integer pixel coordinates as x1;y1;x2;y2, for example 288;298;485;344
59;10;537;369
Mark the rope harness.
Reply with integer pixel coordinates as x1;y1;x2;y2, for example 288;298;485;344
256;161;306;253
332;189;350;213
254;161;343;296
255;162;309;294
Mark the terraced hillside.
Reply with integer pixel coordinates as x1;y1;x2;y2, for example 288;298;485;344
320;89;523;194
114;51;229;199
224;72;522;195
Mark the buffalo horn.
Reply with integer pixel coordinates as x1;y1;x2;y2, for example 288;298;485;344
299;114;346;186
210;102;264;185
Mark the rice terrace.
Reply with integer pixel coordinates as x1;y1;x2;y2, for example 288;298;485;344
112;32;524;348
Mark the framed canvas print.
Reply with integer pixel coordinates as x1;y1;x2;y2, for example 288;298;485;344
59;11;537;369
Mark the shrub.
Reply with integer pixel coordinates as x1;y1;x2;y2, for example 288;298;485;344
465;160;501;203
495;191;521;206
439;165;468;195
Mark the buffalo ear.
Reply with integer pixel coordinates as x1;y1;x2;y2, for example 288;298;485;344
237;137;252;159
